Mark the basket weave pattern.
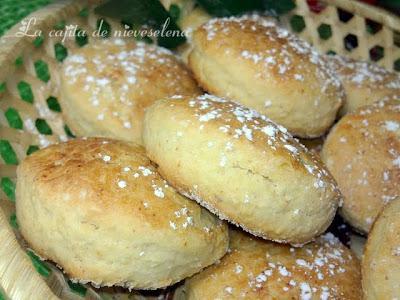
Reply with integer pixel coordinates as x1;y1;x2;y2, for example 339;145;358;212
0;0;399;298
283;0;400;70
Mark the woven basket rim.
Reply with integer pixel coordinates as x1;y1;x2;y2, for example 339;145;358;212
1;0;399;69
0;2;81;299
0;0;79;83
327;0;400;30
0;0;399;83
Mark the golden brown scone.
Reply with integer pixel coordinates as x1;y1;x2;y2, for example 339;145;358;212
185;230;361;299
362;198;400;299
321;99;400;233
326;54;400;115
60;39;200;144
188;16;344;138
16;138;228;289
143;94;340;245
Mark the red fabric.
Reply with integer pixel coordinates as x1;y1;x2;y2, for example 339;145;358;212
306;0;326;13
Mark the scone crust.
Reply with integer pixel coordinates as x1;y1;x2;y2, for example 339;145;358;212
185;230;361;300
327;54;400;115
16;138;228;289
143;94;340;245
60;39;200;144
321;99;400;233
362;198;400;299
188;16;344;138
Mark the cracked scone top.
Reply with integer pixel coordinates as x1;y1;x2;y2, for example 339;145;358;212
60;38;200;144
326;54;400;115
16;138;228;289
188;16;344;138
321;99;400;233
185;230;361;300
143;94;341;245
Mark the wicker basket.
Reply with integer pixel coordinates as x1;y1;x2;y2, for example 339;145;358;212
0;0;398;299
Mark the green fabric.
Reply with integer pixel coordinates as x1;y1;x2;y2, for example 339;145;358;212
0;0;53;36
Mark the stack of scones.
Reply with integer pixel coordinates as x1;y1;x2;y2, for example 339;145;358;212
15;8;400;300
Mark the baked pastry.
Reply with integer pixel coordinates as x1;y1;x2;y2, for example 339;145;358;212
60;38;200;144
16;138;228;289
188;16;344;138
143;94;341;245
185;230;361;299
362;198;400;299
326;54;400;115
321;99;400;233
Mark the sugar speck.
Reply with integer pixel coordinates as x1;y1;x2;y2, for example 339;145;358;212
118;180;127;188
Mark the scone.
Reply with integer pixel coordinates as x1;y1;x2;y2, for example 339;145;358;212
60;38;200;144
188;16;344;138
16;138;228;289
143;94;341;245
326;54;400;115
185;230;361;299
362;198;400;299
321;99;400;233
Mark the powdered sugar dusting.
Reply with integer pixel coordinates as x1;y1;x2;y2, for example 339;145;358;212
200;16;344;108
213;231;356;298
180;94;337;195
327;54;400;90
325;98;400;230
63;39;194;132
